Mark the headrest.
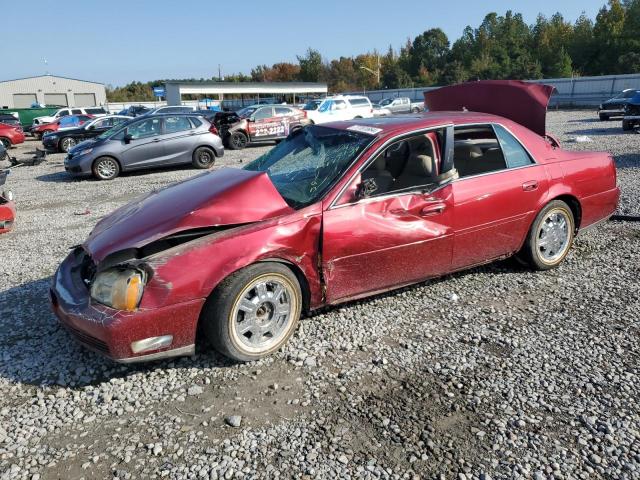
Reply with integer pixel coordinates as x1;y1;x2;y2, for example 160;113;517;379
408;136;434;156
373;156;386;171
455;143;482;158
406;154;435;176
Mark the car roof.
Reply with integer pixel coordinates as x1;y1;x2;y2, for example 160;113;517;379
321;111;519;136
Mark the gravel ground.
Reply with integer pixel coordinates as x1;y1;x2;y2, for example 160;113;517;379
0;110;639;480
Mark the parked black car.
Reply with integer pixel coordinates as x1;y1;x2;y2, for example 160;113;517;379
598;89;640;120
42;115;132;153
622;92;640;131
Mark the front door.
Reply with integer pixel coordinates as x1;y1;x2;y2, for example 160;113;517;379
322;131;454;303
248;107;281;142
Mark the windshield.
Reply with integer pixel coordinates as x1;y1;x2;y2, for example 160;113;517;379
237;106;257;118
96;119;132;141
379;98;393;106
244;125;373;208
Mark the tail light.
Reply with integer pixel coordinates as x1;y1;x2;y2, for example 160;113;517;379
209;124;219;136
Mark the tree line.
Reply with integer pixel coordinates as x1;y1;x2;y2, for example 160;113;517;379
106;0;640;102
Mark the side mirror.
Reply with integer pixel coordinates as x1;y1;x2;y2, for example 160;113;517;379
356;178;378;199
123;132;133;144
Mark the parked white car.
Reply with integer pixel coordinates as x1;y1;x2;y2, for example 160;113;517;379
305;95;373;124
32;106;108;126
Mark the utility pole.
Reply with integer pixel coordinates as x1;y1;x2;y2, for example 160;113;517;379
218;64;222;81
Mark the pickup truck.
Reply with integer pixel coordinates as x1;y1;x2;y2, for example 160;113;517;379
378;97;424;114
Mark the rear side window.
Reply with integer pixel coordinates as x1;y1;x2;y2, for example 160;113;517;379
85;107;106;114
164;116;192;133
189;117;202;128
453;125;507;178
71;109;82;115
348;98;370;107
493;124;533;168
275;107;292;117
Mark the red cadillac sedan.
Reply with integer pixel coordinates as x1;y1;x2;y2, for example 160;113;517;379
50;81;619;363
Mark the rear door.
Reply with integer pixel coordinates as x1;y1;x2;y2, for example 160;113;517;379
450;123;548;269
119;117;165;170
162;115;198;164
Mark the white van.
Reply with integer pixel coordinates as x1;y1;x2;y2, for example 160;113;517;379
305;95;373;124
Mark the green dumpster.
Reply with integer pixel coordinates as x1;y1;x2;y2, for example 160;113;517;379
0;106;61;129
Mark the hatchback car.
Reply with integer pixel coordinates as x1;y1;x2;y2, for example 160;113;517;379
43;115;132;153
64;114;224;180
50;81;619;364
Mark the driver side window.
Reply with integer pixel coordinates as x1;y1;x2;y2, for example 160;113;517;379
361;132;440;197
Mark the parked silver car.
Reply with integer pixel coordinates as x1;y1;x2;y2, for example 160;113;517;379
64;114;224;180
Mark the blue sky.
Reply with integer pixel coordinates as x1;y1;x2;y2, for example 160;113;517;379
3;0;607;86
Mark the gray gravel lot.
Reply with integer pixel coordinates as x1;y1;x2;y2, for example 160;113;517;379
0;110;639;479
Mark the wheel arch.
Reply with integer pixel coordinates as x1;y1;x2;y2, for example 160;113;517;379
547;193;582;231
92;154;123;172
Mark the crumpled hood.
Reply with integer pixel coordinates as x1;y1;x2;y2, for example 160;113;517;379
424;80;555;137
84;168;294;263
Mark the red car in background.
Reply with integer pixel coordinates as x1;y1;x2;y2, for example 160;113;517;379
33;114;93;139
50;81;619;364
0;169;15;234
0;123;25;149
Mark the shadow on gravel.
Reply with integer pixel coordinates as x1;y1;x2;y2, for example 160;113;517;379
0;277;233;389
564;127;623;137
614;154;640;170
35;171;83;183
35;164;202;183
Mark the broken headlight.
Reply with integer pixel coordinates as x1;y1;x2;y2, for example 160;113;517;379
90;268;145;311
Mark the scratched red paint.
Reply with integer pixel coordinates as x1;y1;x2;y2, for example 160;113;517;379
50;81;620;362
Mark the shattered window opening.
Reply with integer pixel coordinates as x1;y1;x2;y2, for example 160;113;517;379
244;126;373;209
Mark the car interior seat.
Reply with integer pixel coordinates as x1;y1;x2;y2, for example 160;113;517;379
394;136;437;190
362;156;394;195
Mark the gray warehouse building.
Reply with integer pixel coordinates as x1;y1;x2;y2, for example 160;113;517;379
0;75;107;109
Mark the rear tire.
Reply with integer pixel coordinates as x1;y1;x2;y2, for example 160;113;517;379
228;131;248;150
517;200;575;271
201;262;302;362
92;157;120;180
192;146;216;169
412;107;422;113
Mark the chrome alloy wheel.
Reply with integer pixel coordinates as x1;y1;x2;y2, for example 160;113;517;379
535;209;571;263
61;137;76;152
97;159;118;179
230;274;297;354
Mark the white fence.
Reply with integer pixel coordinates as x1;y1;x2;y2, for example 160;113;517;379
346;73;640;108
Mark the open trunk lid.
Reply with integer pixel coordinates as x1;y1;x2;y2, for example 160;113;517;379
424;80;555;137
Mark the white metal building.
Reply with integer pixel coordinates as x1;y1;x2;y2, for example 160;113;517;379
0;75;107;109
165;81;328;107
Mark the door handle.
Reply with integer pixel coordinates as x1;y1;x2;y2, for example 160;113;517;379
522;180;538;191
420;204;446;217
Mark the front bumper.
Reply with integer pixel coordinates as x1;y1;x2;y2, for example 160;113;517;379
42;136;58;151
50;248;204;362
64;153;93;175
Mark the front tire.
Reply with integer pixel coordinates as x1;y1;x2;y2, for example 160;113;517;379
59;137;76;153
622;120;633;131
0;138;10;149
192;146;216;169
518;200;575;270
228;131;248;150
92;157;120;180
202;262;302;362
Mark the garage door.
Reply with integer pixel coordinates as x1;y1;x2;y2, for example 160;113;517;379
74;93;96;107
13;93;37;108
44;93;68;106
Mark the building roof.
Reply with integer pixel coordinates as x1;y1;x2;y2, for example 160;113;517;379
0;74;104;85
